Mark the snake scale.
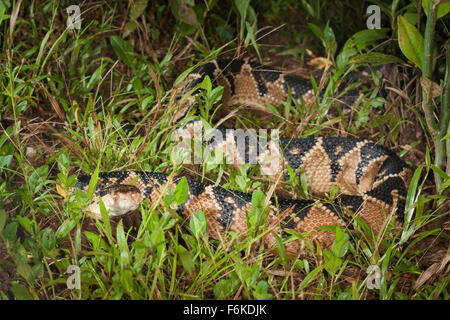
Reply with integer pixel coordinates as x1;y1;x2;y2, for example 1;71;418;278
74;58;412;253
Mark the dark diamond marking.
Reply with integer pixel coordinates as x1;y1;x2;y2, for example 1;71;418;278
322;137;359;182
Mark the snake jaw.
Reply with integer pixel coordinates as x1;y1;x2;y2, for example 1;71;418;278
88;184;143;219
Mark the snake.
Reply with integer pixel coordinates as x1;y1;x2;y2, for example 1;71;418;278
73;58;412;253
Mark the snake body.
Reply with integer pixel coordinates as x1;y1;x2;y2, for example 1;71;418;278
74;58;411;252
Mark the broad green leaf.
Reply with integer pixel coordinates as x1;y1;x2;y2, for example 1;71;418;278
248;189;265;229
178;244;194;275
252;280;272;299
130;0;148;20
2;221;17;241
200;75;212;93
189;209;207;239
332;227;350;258
0;155;12;169
16;216;35;235
349;52;403;66
174;176;189;205
55;218;77;242
251;189;265;211
41;228;56;251
169;0;198;27
110;36;135;68
397;16;424;69
214;279;235;299
10;282;32;300
323;249;342;275
422;0;450;19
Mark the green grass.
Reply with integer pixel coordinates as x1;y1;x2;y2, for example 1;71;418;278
0;0;449;300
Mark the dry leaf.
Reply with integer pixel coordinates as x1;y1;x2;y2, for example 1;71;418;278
309;57;333;71
38;83;66;122
56;183;67;198
414;252;450;290
9;0;22;44
420;76;443;98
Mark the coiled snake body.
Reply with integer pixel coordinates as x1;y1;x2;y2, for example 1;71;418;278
74;59;411;252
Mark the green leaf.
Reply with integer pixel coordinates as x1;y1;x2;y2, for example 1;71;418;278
169;0;198;27
3;221;18;241
274;233;286;264
10;282;32;300
349;52;403;66
0;208;6;232
297;265;324;291
110;35;136;68
98;197;114;245
178;245;194;275
174;176;189;205
130;0;148;20
116;220;130;268
189;209;207;239
252;280;272;299
15;257;33;283
32;263;44;279
397;16;424;69
248;189;265;229
173;65;195;87
400;165;424;244
200;75;212;93
251;189;265;212
28;165;49;194
332;227;350;258
301;0;315;18
344;28;390;52
323;249;342;275
86;63;106;90
0;155;12;169
422;0;450;19
55;219;77;242
41;228;56;251
299;166;309;197
209;86;224;105
16;216;35;235
308;23;324;41
214;279;235;298
87;164;100;200
439;176;450;194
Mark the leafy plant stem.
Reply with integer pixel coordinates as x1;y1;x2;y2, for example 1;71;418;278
421;1;437;134
422;1;435;79
439;44;450;178
421;1;440;188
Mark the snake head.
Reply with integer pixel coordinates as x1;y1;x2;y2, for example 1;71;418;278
87;184;143;219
